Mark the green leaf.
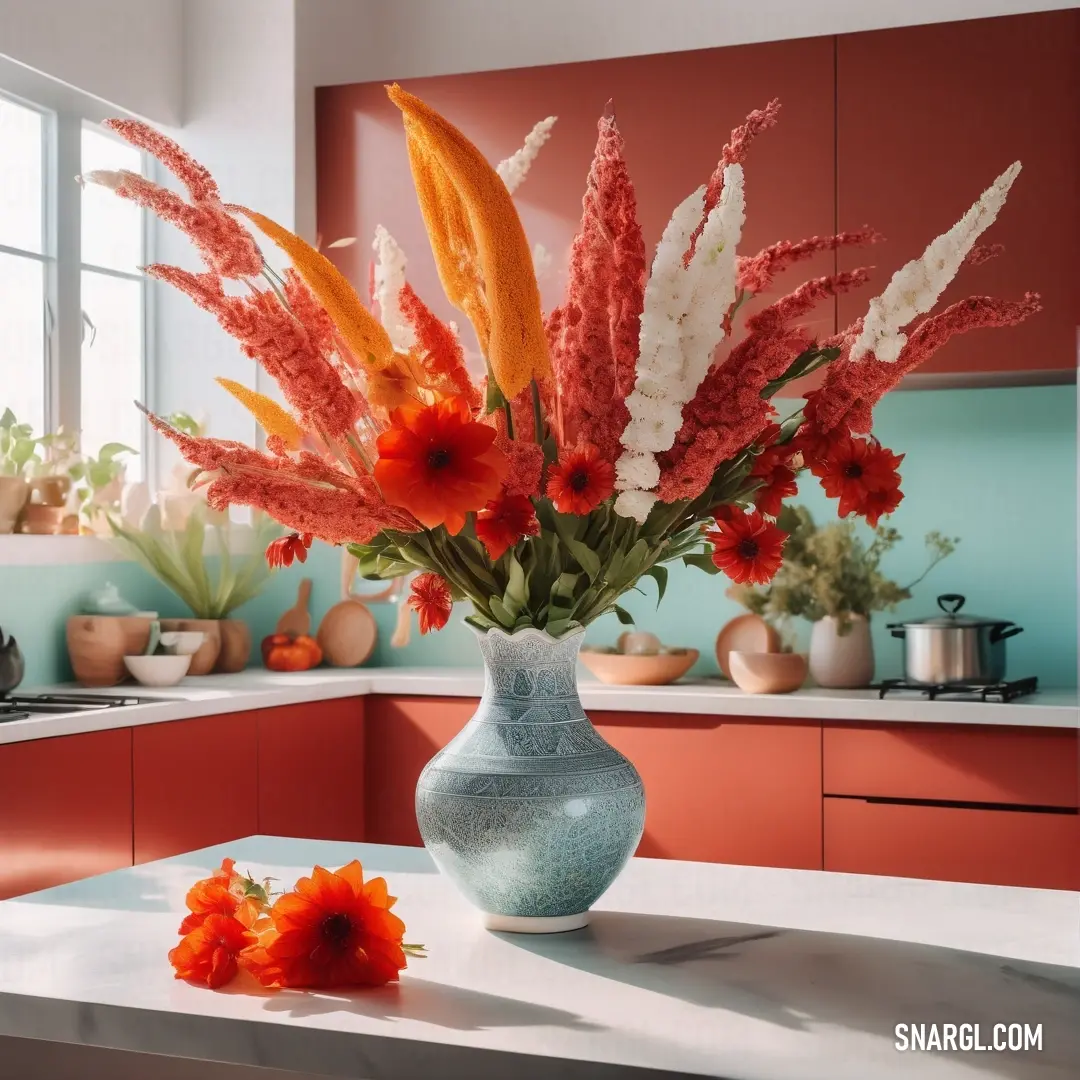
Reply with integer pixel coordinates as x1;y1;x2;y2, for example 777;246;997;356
565;538;601;582
683;552;721;575
97;442;137;461
502;553;527;616
613;605;635;625
644;565;668;606
488;595;517;627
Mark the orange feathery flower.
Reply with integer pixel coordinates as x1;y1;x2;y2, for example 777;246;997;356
388;84;550;401
475;494;540;561
265;532;313;569
545;443;615;515
236;207;401;377
169;913;257;989
408;572;454;634
216;378;304;450
374;396;507;534
245;862;411;989
815;434;904;527
707;508;788;585
178;880;259;936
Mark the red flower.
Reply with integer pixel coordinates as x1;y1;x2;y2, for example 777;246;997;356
751;455;798;519
168;913;257;989
545;443;615;515
816;434;904;526
375;396;508;534
408;572;453;634
475;494;540;561
265;532;313;569
707;508;788;585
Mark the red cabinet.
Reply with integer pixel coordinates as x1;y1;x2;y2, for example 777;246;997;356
257;698;366;841
0;729;133;899
596;714;822;869
133;712;258;864
836;11;1080;377
824;798;1080;891
363;696;474;847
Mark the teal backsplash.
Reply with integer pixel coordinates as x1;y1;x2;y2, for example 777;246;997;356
3;386;1076;688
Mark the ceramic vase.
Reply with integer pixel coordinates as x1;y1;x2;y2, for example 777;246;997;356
415;626;645;934
808;614;875;688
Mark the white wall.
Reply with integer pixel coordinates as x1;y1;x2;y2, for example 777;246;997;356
0;0;183;123
296;0;1077;84
151;0;298;477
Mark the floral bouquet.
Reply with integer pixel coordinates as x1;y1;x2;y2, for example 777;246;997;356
86;87;1037;640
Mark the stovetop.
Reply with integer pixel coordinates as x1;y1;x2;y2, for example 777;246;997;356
875;676;1038;703
0;692;152;723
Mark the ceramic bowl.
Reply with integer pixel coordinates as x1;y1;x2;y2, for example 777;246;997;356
728;650;808;694
123;653;192;687
715;614;781;679
579;649;699;686
159;631;206;656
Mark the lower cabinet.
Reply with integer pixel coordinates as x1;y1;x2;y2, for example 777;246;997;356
0;728;133;899
134;712;258;864
824;797;1080;891
257;698;366;841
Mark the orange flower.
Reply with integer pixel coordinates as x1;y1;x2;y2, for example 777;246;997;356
178;859;268;934
169;913;257;989
475;494;540;561
707;508;787;585
265;532;313;569
815;434;904;527
245;861;411;989
408;572;453;634
374;396;507;534
545;443;615;515
387;84;551;401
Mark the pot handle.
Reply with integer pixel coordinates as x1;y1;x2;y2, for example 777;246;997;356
991;624;1024;643
937;594;965;614
886;624;907;639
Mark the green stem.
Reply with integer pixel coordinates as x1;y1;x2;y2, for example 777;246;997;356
503;400;515;440
530;380;543;444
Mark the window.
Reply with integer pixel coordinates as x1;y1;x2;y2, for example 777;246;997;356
0;84;148;481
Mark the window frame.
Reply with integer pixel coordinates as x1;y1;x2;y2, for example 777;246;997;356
0;56;154;484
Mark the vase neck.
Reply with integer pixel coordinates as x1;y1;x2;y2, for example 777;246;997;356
475;628;584;722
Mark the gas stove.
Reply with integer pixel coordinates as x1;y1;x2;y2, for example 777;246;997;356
0;692;152;723
875;676;1038;703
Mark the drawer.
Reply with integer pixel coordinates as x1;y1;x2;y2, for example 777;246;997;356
823;724;1078;808
824;796;1080;891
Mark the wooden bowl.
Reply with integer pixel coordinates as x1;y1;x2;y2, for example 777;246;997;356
728;650;808;694
579;649;699;686
715;614;780;679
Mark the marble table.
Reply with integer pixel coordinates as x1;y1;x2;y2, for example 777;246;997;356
0;836;1077;1079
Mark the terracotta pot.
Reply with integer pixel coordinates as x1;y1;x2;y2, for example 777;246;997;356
160;619;222;675
215;619;252;673
809;614;875;689
66;615;154;687
0;477;29;534
317;600;377;667
19;503;65;535
29;475;71;508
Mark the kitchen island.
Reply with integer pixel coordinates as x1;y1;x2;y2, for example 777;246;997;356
0;835;1076;1079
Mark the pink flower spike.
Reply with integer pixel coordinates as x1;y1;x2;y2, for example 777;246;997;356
104;119;220;205
962;242;1006;268
736;228;883;295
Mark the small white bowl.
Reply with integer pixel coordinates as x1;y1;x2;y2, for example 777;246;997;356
123;653;192;687
159;631;205;656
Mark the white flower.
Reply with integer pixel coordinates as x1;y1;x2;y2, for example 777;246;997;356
372;225;416;352
615;452;661;491
850;162;1021;363
614;490;658;524
532;242;552;279
496;116;558;194
78;169;130;191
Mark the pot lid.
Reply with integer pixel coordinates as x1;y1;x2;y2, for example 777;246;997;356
899;594;1013;629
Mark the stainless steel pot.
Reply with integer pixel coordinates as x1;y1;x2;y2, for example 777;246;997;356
887;594;1023;686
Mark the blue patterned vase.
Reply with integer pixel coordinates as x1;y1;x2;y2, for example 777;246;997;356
415;626;646;933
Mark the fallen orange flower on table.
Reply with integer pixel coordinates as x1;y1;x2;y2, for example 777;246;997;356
168;857;424;991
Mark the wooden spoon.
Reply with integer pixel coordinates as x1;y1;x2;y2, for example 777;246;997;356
276;578;312;637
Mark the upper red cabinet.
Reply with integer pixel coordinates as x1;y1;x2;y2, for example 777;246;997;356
836;11;1080;379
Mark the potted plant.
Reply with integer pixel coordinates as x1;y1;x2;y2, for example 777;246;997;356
108;505;280;673
22;427;81;534
70;442;138;533
729;506;958;688
0;409;39;533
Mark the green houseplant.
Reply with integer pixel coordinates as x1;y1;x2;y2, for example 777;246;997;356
731;505;958;688
109;505;281;673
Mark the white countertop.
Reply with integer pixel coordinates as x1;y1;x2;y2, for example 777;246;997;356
0;836;1075;1079
0;668;1076;745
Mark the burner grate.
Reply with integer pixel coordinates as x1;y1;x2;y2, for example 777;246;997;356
875;677;1038;703
0;692;152;722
